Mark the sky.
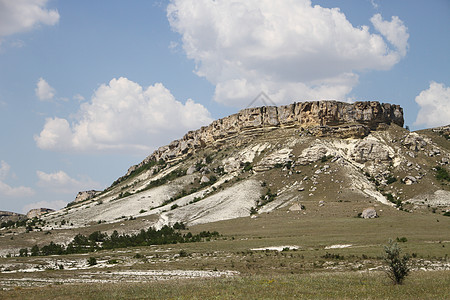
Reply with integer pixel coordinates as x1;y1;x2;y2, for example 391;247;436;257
0;0;449;214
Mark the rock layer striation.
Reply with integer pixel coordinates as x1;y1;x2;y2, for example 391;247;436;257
125;101;403;177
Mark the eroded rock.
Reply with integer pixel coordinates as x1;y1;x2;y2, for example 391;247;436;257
361;207;378;219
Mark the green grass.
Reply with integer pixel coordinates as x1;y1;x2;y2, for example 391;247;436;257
1;271;448;299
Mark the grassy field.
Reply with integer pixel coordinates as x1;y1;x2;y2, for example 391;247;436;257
0;203;449;298
1;271;449;299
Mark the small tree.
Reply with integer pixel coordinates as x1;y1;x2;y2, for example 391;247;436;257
87;257;97;266
384;239;410;284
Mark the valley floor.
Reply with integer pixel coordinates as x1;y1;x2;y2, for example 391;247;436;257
0;206;449;299
0;271;449;299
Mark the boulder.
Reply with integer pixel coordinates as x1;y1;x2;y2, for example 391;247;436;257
403;176;417;185
289;203;304;211
361;207;378;219
186;166;196;175
200;176;210;184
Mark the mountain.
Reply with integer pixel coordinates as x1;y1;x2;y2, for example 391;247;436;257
0;211;26;224
37;100;449;231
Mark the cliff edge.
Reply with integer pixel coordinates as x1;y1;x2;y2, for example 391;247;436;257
123;100;403;178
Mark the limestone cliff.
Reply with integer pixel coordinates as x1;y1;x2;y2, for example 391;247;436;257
124;100;403;177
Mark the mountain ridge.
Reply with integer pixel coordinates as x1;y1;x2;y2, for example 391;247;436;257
121;100;403;183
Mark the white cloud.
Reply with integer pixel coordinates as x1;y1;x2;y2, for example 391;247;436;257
22;200;66;214
35;77;56;101
414;82;450;128
36;170;101;194
0;0;59;37
0;160;35;197
370;0;379;9
0;181;35;197
73;94;85;102
35;77;213;153
0;160;10;180
371;14;409;57
167;0;409;106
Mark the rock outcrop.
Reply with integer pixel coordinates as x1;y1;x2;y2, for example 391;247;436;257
74;190;101;203
0;211;26;223
26;208;54;219
123;101;403;180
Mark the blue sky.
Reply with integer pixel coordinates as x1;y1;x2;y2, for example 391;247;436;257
0;0;449;213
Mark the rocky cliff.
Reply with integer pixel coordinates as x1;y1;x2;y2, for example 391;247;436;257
124;100;403;177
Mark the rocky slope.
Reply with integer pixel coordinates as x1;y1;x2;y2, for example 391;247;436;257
31;100;449;235
123;100;403;178
0;211;26;224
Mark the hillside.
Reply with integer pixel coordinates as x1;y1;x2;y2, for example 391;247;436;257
25;100;449;233
0;100;449;295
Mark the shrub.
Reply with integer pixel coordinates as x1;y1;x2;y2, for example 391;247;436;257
444;211;450;217
435;166;450;181
171;204;179;210
243;162;253;172
386;175;397;184
87;257;97;266
383;239;410;285
19;248;28;257
396;237;408;243
179;250;189;257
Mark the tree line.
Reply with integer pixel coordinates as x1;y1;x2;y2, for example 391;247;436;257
19;223;220;257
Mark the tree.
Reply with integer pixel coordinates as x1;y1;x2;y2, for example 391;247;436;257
87;257;97;266
384;239;410;284
30;245;40;256
19;248;28;257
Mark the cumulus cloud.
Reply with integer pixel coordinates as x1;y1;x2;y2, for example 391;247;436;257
0;160;35;197
371;14;409;56
167;0;409;106
35;77;213;153
0;0;59;38
22;200;66;214
35;77;56;101
414;82;450;128
36;170;101;194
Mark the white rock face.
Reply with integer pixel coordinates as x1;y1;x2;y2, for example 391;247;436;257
154;179;262;228
350;140;391;163
297;145;330;165
255;148;293;171
27;208;54;219
74;190;100;203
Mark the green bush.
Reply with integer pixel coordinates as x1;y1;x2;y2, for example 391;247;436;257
396;237;408;243
384;239;410;285
243;162;253;172
435;166;450;181
386;175;397;184
87;257;97;266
